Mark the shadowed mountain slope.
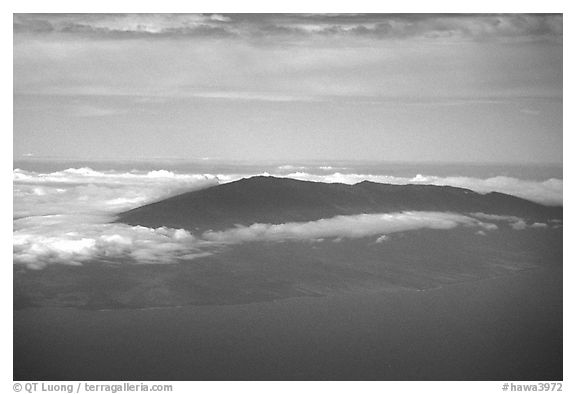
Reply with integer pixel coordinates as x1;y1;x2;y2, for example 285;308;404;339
117;176;562;231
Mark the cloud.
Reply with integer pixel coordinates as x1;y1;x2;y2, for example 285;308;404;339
11;209;505;269
69;104;127;117
13;167;223;269
14;218;215;270
13;168;560;269
520;108;541;116
189;91;318;102
470;212;524;222
469;212;554;230
202;211;495;244
14;168;562;217
531;222;548;229
14;208;553;269
14;14;562;42
281;172;562;206
14;167;219;218
14;14;236;38
375;235;389;243
277;164;307;171
511;221;528;230
14;14;562;111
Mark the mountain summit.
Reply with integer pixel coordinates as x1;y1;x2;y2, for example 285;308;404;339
117;176;561;231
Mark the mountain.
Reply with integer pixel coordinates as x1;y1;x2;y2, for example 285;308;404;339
116;176;562;232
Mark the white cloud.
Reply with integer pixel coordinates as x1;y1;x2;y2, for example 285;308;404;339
510;220;528;231
190;91;317;102
469;212;555;231
277;165;307;171
14;14;561;41
14;207;547;269
281;172;563;206
14;167;219;218
531;222;548;228
375;235;389;243
14;218;215;270
202;211;494;244
318;166;347;171
13;167;222;269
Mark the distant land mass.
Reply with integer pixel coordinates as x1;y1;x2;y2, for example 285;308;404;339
117;176;562;231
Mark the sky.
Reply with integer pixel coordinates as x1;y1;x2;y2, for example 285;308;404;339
13;13;563;164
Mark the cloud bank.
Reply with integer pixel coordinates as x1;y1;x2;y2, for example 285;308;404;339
14;14;561;42
15;210;508;270
14;218;213;270
14;167;220;218
13;167;222;269
202;211;499;244
281;172;562;206
13;167;561;269
470;212;550;230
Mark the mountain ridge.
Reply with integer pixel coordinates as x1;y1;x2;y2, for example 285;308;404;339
116;176;562;232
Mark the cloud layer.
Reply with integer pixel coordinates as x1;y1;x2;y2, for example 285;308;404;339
470;212;550;230
14;218;213;270
13;167;561;269
13;168;223;269
14;14;562;42
14;167;220;218
202;211;497;244
14;15;562;164
281;172;562;206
